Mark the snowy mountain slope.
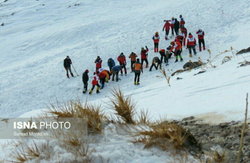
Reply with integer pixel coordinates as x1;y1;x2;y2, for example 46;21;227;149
0;0;250;121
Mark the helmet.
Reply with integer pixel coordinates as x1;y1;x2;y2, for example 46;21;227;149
85;69;89;73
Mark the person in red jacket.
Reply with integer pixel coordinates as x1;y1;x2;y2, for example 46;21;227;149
162;20;171;40
89;73;100;94
140;46;149;68
117;53;127;75
180;27;187;46
171;40;183;62
94;56;102;73
179;15;185;28
152;32;160;52
196;29;205;51
129;52;137;72
187;33;197;57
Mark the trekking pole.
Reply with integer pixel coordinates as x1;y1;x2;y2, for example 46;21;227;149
72;64;79;76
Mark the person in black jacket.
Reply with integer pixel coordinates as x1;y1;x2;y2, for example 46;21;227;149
64;56;74;78
174;18;179;35
82;69;89;93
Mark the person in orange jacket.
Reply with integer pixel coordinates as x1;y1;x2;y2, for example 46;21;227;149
89;72;100;94
170;40;183;62
98;68;110;89
117;53;127;75
133;58;143;85
129;52;137;72
187;33;197;57
152;32;160;52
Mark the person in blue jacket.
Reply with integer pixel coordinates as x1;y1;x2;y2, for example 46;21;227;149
107;58;115;71
111;65;121;82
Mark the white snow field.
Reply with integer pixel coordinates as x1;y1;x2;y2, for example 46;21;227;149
0;0;250;162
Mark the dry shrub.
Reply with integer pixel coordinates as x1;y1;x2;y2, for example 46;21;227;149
136;122;201;153
12;141;50;162
110;89;136;124
49;101;104;134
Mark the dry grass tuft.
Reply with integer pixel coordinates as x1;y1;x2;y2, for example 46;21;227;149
110;89;136;124
135;122;201;153
160;68;171;86
213;151;225;163
49;101;104;134
137;110;151;125
12;141;50;162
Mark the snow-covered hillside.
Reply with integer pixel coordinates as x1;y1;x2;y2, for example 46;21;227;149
1;0;250;162
1;0;249;121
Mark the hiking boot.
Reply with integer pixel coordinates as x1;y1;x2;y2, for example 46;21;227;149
71;73;74;77
175;59;178;63
181;58;183;61
89;91;92;95
66;74;69;78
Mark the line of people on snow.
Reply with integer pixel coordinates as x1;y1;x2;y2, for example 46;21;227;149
63;14;206;95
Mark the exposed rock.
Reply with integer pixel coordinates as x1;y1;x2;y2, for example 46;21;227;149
183;60;203;70
194;70;206;76
172;116;250;162
239;61;250;67
236;47;250;55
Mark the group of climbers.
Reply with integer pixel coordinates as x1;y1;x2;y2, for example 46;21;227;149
63;14;207;95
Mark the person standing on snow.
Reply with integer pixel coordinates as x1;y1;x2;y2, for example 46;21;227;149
170;17;175;36
129;52;137;72
174;18;180;35
180;27;188;46
107;58;115;72
179;15;185;28
196;29;206;51
89;72;100;94
111;65;121;82
187;33;197;57
176;33;184;46
162;20;171;40
82;69;89;93
117;53;127;75
152;32;160;52
141;46;149;68
170;40;183;62
94;56;102;73
149;57;162;71
133;58;143;85
63;56;74;78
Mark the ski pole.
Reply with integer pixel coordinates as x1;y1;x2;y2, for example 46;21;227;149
72;64;79;76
